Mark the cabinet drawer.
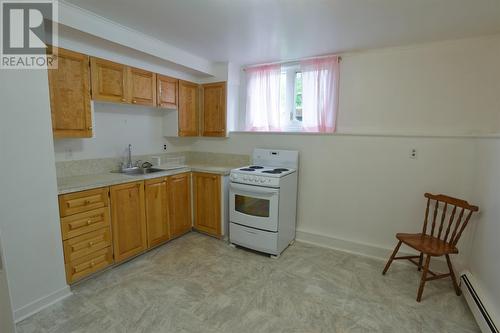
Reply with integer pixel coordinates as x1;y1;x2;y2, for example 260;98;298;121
65;246;113;284
63;227;112;262
59;187;109;217
61;207;110;240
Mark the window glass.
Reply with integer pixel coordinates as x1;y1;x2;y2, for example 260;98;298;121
294;72;303;122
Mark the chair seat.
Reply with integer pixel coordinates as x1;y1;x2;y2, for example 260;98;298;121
396;233;458;256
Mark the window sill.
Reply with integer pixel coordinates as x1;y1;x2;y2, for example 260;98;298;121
229;129;500;138
229;130;335;136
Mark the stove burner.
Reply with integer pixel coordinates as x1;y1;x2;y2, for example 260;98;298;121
263;170;283;174
273;168;289;172
248;165;264;169
240;168;256;171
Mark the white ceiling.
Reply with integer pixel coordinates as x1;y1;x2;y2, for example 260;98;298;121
64;0;500;65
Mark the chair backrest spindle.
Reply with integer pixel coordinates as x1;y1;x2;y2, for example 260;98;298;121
437;202;448;239
422;198;431;235
443;205;457;243
430;200;439;237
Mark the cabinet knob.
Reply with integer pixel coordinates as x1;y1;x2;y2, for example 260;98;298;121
121;98;126;102
88;126;93;130
90;261;95;267
132;100;137;104
88;241;94;247
84;200;91;205
87;219;92;225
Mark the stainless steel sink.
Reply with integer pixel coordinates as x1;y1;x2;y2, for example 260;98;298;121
113;165;186;176
116;167;167;175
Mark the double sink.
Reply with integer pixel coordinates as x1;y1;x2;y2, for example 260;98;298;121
115;165;185;176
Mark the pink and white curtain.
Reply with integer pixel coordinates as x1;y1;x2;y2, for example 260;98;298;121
245;64;282;131
300;56;340;133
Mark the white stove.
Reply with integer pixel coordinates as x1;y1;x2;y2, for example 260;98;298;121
230;165;296;187
229;149;299;257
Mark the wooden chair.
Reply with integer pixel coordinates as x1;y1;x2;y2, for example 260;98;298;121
382;193;479;302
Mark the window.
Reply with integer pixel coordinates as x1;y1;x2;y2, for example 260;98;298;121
245;56;340;133
279;64;303;131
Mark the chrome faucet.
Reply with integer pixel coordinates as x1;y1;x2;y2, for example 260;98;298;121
126;144;133;169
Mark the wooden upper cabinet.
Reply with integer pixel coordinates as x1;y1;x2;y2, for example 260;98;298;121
145;178;170;248
157;75;178;109
110;181;147;263
201;82;226;137
168;173;192;238
178;80;199;136
48;47;92;138
193;172;221;237
129;67;156;106
90;57;128;103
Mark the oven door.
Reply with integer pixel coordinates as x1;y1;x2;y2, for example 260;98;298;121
229;182;279;232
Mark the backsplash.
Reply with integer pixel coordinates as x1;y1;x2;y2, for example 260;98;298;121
184;151;250;166
55;151;249;178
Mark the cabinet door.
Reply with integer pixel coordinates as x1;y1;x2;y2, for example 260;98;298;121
193;172;221;237
178;80;199;136
157;75;178;109
129;67;156;106
167;173;192;238
110;181;147;263
145;178;170;248
48;47;92;138
90;57;128;103
201;82;226;137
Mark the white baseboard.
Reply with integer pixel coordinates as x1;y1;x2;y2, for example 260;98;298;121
14;286;72;323
461;271;499;333
295;229;448;271
296;229;395;261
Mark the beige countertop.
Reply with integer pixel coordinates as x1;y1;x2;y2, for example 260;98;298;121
57;163;237;195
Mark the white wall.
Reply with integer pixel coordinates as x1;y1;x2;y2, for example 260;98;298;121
0;70;70;320
190;134;475;252
235;35;500;135
54;102;191;162
466;139;500;321
188;36;500;255
337;36;500;135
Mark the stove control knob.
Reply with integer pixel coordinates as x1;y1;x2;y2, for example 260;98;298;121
260;178;265;183
243;176;248;181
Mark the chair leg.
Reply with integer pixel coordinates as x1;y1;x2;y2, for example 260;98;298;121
383;240;402;275
417;252;423;271
417;254;431;302
446;254;461;296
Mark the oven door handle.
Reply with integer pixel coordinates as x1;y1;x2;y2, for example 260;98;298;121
230;183;279;196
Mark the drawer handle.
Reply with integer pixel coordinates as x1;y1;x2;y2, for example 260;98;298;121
88;241;94;247
84;200;91;205
87;219;92;225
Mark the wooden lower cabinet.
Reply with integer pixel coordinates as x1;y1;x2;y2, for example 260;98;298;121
168;173;192;238
59;171;201;283
192;172;221;237
145;178;170;248
110;181;148;263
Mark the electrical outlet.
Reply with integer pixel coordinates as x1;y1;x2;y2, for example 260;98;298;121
410;148;417;159
163;144;167;150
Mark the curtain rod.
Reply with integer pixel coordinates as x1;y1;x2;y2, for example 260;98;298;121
243;53;342;70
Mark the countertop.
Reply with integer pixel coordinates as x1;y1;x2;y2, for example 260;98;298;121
57;163;237;195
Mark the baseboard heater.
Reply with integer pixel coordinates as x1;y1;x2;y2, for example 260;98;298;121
461;273;498;333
